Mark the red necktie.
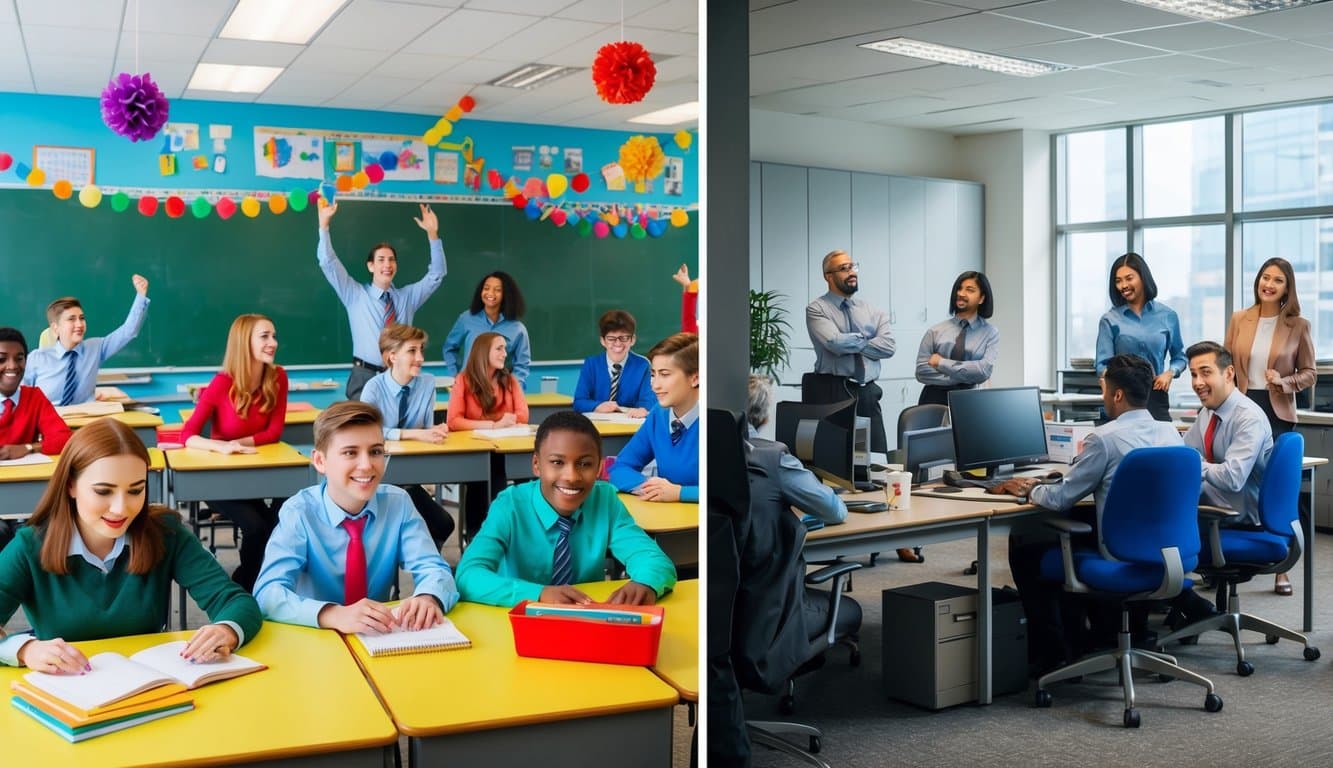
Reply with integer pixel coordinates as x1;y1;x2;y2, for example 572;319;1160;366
1204;413;1220;464
342;516;368;605
1;398;12;424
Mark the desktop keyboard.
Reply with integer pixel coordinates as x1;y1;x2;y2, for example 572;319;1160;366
942;471;1006;491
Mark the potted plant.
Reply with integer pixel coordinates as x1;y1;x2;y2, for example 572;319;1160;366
749;288;791;380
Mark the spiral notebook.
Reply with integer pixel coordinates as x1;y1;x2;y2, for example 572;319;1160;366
355;617;472;657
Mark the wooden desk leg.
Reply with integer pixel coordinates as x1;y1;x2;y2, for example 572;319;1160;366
977;521;992;705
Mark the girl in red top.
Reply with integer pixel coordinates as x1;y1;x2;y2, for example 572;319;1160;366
446;332;528;540
181;314;288;591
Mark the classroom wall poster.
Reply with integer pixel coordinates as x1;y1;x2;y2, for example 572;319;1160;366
664;156;683;196
563;147;583;174
537;145;558;170
512;145;533;173
162;123;199;152
253;128;324;179
360;137;429;181
333;141;358;172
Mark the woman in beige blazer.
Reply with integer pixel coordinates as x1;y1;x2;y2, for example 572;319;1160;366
1225;257;1316;595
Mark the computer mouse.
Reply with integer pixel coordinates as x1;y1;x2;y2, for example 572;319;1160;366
935;486;964;494
1041;470;1064;483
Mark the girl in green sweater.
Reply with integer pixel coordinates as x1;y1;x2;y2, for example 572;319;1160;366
0;419;262;672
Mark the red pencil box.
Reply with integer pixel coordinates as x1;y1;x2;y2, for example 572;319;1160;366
508;601;665;666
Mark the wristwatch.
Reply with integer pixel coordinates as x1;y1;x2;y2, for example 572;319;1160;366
24;443;33;454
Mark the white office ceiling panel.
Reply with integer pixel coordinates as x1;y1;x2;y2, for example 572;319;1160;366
1221;2;1333;39
556;0;668;25
999;37;1166;68
750;44;929;94
749;81;917;114
1205;40;1333;75
313;1;452;52
750;67;826;96
480;17;608;61
15;0;122;30
129;0;232;37
628;0;698;31
0;4;15;24
894;13;1085;51
403;8;540;58
116;31;211;63
22;24;118;58
824;95;955;123
992;0;1189;36
1100;53;1230;77
287;44;390;75
201;39;304;68
750;0;968;56
1111;21;1274;52
381;0;462;7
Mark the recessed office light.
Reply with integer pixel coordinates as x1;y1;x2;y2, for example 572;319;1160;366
1123;0;1318;21
627;101;699;126
220;0;349;45
187;63;285;94
858;38;1072;77
487;64;581;90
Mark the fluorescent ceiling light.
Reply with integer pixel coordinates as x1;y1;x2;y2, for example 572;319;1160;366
188;63;285;93
859;37;1072;77
1123;0;1317;20
628;101;700;125
488;64;581;90
220;0;349;45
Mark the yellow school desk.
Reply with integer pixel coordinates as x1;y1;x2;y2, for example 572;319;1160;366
179;406;322;447
0;448;166;520
578;579;700;705
618;492;699;568
346;592;678;768
164;443;312;629
492;420;642;481
383;432;495;488
432;391;576;426
1;625;397;767
65;409;164;447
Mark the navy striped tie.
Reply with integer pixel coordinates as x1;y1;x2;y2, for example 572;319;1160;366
551;516;574;586
609;362;622;402
397;385;411;429
61;349;79;406
671;419;685;445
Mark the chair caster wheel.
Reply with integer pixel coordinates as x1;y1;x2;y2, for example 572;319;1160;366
1123;709;1140;728
1266;634;1280;645
1204;693;1223;713
809;736;821;754
914;547;924;563
1237;660;1254;676
1304;646;1321;661
778;694;795;715
963;560;978;576
849;649;862;667
1035;689;1052;708
1157;673;1174;683
868;552;879;567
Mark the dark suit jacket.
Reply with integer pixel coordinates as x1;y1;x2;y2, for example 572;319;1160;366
1225;307;1316;424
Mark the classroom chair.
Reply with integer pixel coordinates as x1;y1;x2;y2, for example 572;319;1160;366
1156;432;1321;673
1034;445;1222;728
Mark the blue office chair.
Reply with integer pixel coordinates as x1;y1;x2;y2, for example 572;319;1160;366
1156;432;1321;674
1034;446;1223;728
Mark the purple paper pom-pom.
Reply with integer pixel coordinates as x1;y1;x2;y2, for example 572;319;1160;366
101;72;170;142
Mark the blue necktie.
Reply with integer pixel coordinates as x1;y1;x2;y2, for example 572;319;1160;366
670;418;685;445
61;349;79;406
551;516;574;586
397;385;411;429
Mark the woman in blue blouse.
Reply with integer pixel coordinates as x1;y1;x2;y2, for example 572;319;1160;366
442;271;532;384
609;333;699;503
1095;252;1184;422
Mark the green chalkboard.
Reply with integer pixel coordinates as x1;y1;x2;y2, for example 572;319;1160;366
0;192;697;366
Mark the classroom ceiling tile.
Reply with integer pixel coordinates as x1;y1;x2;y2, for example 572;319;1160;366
555;0;668;24
0;4;14;23
998;37;1167;68
371;52;465;80
459;0;566;13
28;54;117;95
479;17;608;61
1110;21;1275;52
15;0;121;29
750;0;968;55
181;88;258;103
129;0;233;37
628;0;697;31
107;58;194;96
992;0;1188;36
435;56;530;84
653;55;697;83
257;69;362;105
287;44;391;75
341;74;430;105
22;24;118;58
116;31;211;63
312;0;452;51
200;39;305;68
403;8;541;57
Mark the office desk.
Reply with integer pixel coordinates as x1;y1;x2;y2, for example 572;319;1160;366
179;406;322;446
346;593;678;768
0;449;166;520
804;492;1030;704
1;624;397;767
1301;456;1327;632
619;493;699;567
65;409;164;446
493;421;643;480
432;392;575;427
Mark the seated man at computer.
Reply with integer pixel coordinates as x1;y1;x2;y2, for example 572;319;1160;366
992;355;1182;673
746;374;847;526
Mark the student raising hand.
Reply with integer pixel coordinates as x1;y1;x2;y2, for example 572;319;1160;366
132;273;149;296
318;201;338;230
607;581;657;606
413;203;439;238
672;263;691;288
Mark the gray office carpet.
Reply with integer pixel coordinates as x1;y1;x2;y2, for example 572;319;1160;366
741;533;1333;768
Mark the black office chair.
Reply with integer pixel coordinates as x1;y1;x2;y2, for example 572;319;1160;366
895;404;950;565
708;408;860;762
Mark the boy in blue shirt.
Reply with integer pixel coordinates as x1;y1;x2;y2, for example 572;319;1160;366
25;275;150;406
572;309;655;416
254;401;459;634
456;411;676;607
609;333;700;502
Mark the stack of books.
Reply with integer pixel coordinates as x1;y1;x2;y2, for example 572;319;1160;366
10;640;264;742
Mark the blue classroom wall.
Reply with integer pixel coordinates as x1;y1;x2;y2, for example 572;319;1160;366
0;93;697;204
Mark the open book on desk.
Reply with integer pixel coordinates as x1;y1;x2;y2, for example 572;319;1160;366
21;641;265;713
54;401;124;418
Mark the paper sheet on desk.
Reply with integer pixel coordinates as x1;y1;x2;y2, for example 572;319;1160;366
474;426;537;439
55;401;124;418
0;453;54;467
585;412;646;425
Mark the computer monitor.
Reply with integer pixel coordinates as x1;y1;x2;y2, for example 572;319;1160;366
775;398;859;492
947;386;1049;478
902;425;955;483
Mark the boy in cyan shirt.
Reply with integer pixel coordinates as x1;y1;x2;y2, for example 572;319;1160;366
456;411;676;607
254;401;459;634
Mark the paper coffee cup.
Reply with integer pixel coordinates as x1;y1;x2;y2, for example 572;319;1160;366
886;471;913;510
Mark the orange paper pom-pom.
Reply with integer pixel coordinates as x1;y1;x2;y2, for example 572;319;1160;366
618;135;666;185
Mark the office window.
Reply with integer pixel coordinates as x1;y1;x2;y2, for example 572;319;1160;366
1064;230;1126;363
1241;103;1333;212
1141;225;1226;351
1241;218;1333;358
1142;118;1224;218
1062;129;1126;224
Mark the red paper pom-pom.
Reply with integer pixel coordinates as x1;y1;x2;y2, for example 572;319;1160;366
364;163;385;184
216;196;237;220
512;194;528;209
571;173;590;193
137;196;159;217
0;153;11;172
165;196;185;218
487;169;503;190
458;95;475;113
591;41;656;105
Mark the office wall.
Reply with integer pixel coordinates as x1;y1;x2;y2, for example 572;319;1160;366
750;109;959;180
